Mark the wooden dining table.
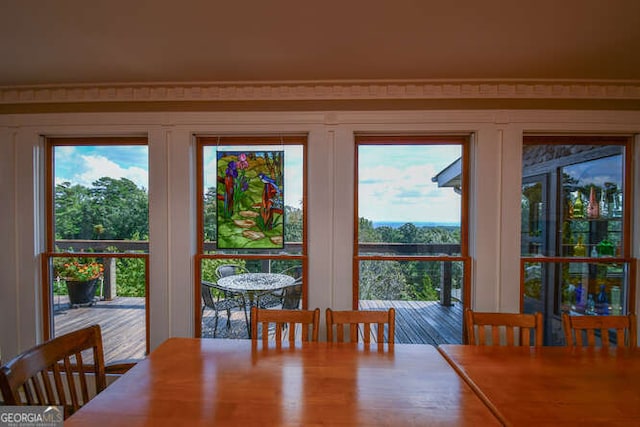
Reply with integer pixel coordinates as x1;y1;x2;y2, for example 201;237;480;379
66;338;500;426
438;344;640;427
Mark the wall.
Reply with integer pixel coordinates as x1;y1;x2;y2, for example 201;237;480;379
1;108;639;360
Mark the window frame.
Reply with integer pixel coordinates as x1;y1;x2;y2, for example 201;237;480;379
194;135;308;337
353;135;471;312
520;135;636;317
42;137;150;358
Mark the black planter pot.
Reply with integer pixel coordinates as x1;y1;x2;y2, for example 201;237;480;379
65;278;99;306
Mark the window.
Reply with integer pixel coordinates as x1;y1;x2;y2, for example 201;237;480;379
521;135;635;345
195;136;307;338
44;137;149;363
354;135;470;344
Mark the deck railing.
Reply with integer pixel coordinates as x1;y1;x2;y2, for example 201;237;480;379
55;240;462;304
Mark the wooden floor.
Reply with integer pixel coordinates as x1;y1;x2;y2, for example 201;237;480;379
54;297;463;363
360;299;463;345
54;296;146;365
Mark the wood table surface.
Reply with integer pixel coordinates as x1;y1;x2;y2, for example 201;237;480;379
438;344;640;427
66;338;500;426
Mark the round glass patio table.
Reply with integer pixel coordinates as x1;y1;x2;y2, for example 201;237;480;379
218;272;296;298
217;273;297;337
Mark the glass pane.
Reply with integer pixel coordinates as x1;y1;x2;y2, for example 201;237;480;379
560;154;624;258
202;145;304;255
524;260;629;316
200;258;304;339
54;145;149;248
521;180;546;255
358;145;462;256
521;144;625;258
52;144;148;363
358;260;464;344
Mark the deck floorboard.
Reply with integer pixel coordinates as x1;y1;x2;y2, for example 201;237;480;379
54;297;463;363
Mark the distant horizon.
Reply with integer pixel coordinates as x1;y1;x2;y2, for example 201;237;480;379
372;220;460;228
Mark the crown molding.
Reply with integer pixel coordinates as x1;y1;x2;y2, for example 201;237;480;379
2;79;640;105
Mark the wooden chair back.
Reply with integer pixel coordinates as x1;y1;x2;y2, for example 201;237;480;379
325;308;395;345
465;309;544;346
562;313;637;348
251;307;320;342
0;324;106;419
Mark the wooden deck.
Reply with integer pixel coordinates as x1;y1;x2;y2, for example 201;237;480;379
360;300;463;345
54;297;463;363
54;296;146;365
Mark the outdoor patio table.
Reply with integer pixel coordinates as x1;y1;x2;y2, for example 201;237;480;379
438;344;640;426
218;272;296;336
66;338;500;426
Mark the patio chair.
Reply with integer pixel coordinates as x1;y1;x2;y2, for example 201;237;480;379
201;281;248;338
0;324;108;419
280;266;303;310
258;265;303;309
251;307;320;342
562;312;637;348
325;308;395;345
464;308;543;346
215;264;249;279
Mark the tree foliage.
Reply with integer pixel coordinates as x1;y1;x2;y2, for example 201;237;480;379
55;177;149;240
55;178;149;297
357;220;463;302
55;179;462;303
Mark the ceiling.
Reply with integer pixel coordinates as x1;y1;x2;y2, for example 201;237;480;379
2;0;640;88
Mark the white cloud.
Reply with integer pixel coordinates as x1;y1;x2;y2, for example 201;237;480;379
72;155;148;189
358;162;460;223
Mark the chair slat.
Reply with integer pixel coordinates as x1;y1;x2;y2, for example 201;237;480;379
508;325;516;347
63;356;80;413
31;373;46;404
325;309;395;347
562;313;636;348
51;362;67;408
465;309;543;347
23;380;36;404
250;307;320;342
359;324;368;344
521;328;531;346
0;325;112;420
477;326;487;345
76;352;91;405
492;327;501;346
40;369;56;404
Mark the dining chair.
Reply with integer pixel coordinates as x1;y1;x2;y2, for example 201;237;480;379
201;281;248;338
562;312;637;348
0;324;110;419
325;308;395;345
464;308;544;346
250;306;320;342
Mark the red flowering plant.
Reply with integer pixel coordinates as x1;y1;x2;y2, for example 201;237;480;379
54;256;103;282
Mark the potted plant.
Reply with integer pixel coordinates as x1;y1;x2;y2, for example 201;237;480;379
54;256;104;307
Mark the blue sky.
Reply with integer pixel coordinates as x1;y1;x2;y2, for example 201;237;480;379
55;146;149;189
562;155;622;189
55;144;462;224
358;145;462;224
